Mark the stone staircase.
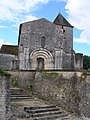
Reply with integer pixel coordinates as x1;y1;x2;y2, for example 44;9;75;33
24;106;70;120
10;88;71;120
10;88;33;101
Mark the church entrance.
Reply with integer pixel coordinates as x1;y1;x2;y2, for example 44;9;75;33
30;48;54;70
37;58;44;70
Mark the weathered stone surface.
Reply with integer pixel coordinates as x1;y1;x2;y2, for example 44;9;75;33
9;70;90;118
0;14;83;70
18;17;75;70
9;71;34;88
75;53;83;70
33;71;90;118
8;71;90;117
0;54;18;70
0;75;11;120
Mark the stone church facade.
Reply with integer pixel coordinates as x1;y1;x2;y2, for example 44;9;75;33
18;13;83;70
0;13;83;70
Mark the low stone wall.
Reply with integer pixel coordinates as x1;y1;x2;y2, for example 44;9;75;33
8;70;90;118
9;71;34;88
0;54;17;70
33;71;90;118
0;75;11;120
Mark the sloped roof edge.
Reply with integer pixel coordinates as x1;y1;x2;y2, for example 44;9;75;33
53;13;74;28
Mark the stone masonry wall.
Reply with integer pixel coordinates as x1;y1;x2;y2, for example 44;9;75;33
9;70;90;118
62;52;72;69
19;19;56;50
75;53;83;70
0;75;11;120
0;54;17;70
33;71;90;118
63;26;73;53
19;19;73;54
9;71;34;88
18;18;73;70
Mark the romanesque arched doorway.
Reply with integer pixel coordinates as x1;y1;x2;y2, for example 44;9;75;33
30;48;54;70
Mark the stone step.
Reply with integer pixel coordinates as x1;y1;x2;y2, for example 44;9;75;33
10;88;32;96
32;111;65;118
11;96;34;100
33;114;68;120
24;105;56;110
24;106;70;120
10;88;32;101
11;94;32;97
10;88;24;94
58;117;71;120
24;107;59;114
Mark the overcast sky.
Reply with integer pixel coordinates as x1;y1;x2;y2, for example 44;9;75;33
0;0;90;55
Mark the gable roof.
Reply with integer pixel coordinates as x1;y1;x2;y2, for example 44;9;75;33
21;18;53;25
0;45;18;55
18;18;55;45
53;13;73;28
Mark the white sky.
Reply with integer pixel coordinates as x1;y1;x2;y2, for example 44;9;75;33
65;0;90;44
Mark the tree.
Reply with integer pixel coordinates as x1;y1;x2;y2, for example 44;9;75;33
83;55;90;70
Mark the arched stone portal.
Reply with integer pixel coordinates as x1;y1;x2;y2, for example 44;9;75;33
30;48;54;70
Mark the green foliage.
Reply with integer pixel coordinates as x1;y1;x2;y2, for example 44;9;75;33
11;79;19;87
0;68;11;76
80;72;87;82
41;71;59;78
83;55;90;70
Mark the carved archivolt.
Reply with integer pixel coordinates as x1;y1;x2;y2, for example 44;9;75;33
30;48;54;70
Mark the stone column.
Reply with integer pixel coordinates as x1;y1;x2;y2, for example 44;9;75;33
0;75;11;120
23;47;30;70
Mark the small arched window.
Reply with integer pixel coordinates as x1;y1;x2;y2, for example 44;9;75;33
20;44;23;52
41;36;45;48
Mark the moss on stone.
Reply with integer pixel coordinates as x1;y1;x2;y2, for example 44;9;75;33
10;79;19;87
0;68;11;77
80;72;87;82
41;71;59;78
